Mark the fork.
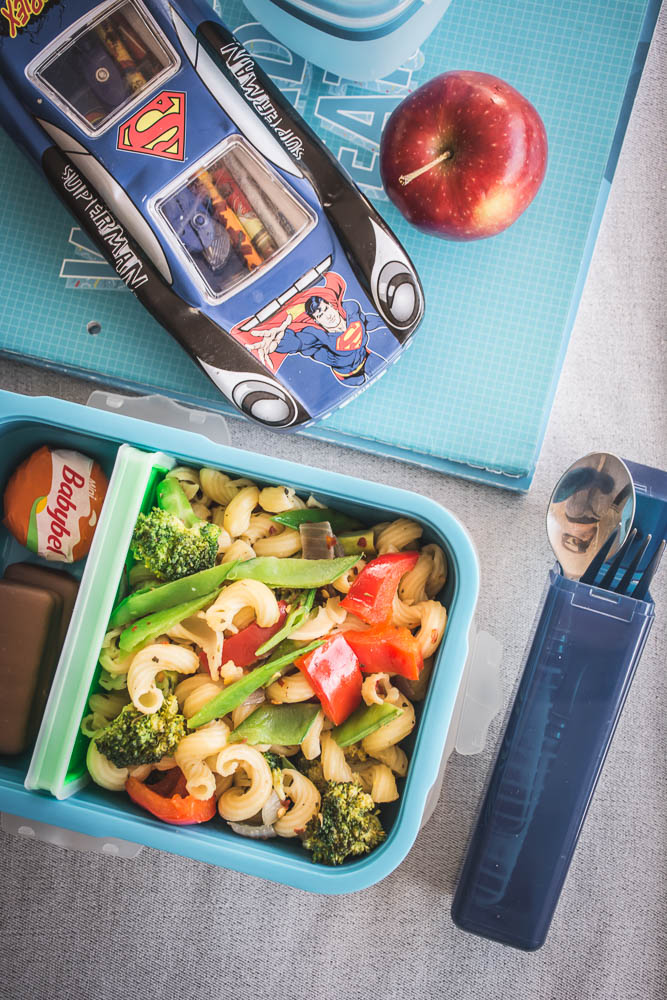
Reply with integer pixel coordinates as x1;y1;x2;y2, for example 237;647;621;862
580;526;665;598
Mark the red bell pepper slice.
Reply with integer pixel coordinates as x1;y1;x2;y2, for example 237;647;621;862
200;601;287;673
125;769;216;825
340;552;419;625
344;625;424;680
295;634;362;725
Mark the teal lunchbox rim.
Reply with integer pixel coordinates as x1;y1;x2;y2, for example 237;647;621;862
0;389;479;893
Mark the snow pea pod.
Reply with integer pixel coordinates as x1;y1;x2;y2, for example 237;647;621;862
254;589;316;657
228;703;320;746
337;530;376;558
187;638;325;730
271;508;360;532
228;555;359;588
119;591;217;653
109;561;239;628
157;478;198;527
331;702;403;748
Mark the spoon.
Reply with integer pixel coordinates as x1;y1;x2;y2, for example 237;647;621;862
546;452;635;580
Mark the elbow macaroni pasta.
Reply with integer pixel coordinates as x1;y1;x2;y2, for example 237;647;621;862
174;673;213;708
320;731;354;783
215;527;233;554
87;739;128;792
361;673;401;707
165;466;200;501
266;670;315;704
199;468;255;506
205;580;280;634
398;551;432;604
168;613;224;678
182;680;225;720
223;485;260;538
367;745;408;777
362;695;416;755
215;745;273;821
258;485;306;513
174;721;230;800
300;709;325;760
391;592;422;628
355;763;398;803
190;501;212;521
273;770;321;837
375;518;422;554
127;643;199;714
221;539;256;564
241;512;279;545
253;527;302;558
332;557;365;594
414;601;448;658
421;543;447;596
289;598;346;641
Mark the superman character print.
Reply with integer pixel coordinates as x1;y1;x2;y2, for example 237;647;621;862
232;271;397;396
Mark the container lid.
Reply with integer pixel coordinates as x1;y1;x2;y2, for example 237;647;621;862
272;0;428;33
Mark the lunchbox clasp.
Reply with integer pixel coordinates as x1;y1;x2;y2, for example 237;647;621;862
1;811;143;859
87;391;231;447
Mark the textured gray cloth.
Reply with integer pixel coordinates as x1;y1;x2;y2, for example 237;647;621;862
1;12;665;1000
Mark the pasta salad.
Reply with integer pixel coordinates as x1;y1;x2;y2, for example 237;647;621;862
82;466;448;865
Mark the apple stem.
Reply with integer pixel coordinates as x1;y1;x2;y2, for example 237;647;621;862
399;149;452;186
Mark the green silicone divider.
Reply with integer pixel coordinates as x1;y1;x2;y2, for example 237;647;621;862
25;445;173;800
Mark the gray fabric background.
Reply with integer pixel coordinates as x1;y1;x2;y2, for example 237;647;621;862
1;10;665;999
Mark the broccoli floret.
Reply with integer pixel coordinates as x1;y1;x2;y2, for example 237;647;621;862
302;780;386;865
344;745;368;766
130;507;221;581
293;754;326;793
156;670;179;696
263;751;282;772
263;751;288;800
95;694;187;768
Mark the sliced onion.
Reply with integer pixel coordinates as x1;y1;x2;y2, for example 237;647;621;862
261;790;282;826
228;821;277;839
240;688;265;711
299;521;335;560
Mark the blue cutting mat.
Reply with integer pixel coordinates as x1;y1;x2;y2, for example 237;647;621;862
0;0;659;490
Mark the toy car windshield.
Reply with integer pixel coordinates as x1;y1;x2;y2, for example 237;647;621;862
27;0;177;135
154;136;314;301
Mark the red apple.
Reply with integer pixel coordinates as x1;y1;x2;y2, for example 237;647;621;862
380;70;547;240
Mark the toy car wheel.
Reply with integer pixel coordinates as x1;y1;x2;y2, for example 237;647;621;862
376;261;421;330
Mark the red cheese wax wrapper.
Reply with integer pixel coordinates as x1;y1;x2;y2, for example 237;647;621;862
3;446;108;562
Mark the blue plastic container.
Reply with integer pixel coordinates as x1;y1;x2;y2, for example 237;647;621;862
241;0;453;81
0;388;490;893
451;460;666;947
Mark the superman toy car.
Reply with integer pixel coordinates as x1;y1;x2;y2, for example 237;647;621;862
0;0;423;429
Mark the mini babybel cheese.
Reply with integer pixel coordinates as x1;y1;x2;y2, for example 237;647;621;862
3;446;108;562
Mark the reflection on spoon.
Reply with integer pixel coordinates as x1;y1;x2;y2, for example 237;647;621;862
546;452;635;580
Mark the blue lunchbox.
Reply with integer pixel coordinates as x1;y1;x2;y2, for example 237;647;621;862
0;388;501;892
241;0;454;82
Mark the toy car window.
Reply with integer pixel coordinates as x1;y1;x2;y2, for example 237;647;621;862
155;137;314;301
29;0;177;135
